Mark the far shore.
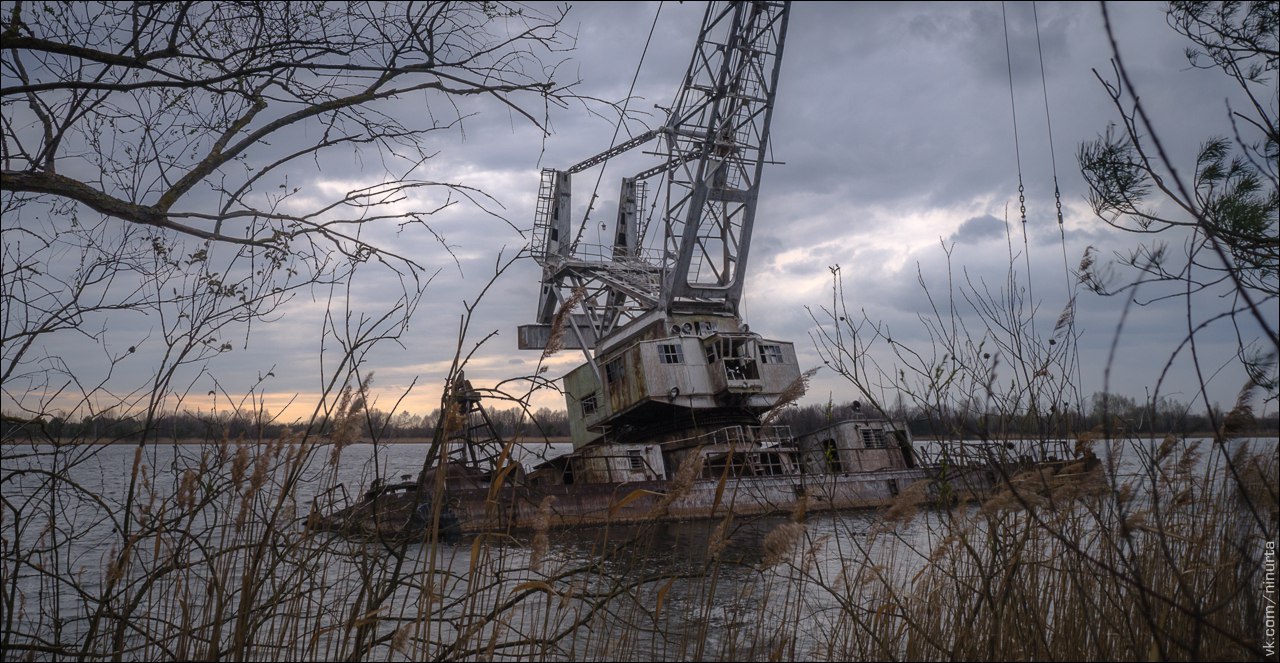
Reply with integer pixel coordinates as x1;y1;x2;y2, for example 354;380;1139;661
1;436;577;446
4;433;1277;446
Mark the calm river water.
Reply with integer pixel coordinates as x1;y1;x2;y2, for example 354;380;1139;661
1;436;1271;660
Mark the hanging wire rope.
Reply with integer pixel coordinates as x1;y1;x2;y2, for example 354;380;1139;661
1003;1;1038;307
570;3;664;254
1033;1;1085;411
1002;2;1027;228
1033;2;1072;288
1004;0;1054;425
1034;5;1065;230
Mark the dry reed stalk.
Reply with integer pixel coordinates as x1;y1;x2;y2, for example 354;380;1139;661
530;495;555;574
707;515;733;561
760;367;820;428
648;452;705;518
761;522;807;569
541;286;587;358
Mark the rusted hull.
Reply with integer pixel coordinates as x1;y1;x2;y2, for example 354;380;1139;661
311;465;995;539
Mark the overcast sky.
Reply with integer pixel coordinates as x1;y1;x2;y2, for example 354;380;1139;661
9;1;1277;423
339;0;1273;419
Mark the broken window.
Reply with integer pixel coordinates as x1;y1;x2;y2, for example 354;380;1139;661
581;392;599;416
720;337;760;381
759;344;785;364
704;451;750;479
605;357;625;385
752;451;790;476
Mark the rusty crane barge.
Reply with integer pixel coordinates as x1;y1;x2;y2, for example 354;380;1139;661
314;1;1001;541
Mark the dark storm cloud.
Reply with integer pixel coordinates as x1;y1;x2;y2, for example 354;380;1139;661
8;1;1271;419
950;214;1006;244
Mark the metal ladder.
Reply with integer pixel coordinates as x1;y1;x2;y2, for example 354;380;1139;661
531;168;558;262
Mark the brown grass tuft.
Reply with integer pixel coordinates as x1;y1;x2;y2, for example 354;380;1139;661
760;521;806;569
541;286;586;358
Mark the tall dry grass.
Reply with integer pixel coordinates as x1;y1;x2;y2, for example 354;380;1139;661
801;438;1276;661
4;404;1276;661
4;241;1276;662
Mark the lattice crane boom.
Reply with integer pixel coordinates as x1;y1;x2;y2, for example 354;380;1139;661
520;0;790;355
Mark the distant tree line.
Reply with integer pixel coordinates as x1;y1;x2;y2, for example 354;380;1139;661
769;391;1279;440
1;405;571;444
4;390;1275;444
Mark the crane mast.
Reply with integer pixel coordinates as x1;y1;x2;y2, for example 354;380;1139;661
660;1;787;315
521;1;799;450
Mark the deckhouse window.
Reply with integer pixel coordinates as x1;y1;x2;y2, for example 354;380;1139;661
760;344;784;364
861;428;888;449
605;357;624;385
658;343;684;364
581;392;599;416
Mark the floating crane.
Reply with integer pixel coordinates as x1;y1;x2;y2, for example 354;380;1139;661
519;1;804;459
314;2;958;540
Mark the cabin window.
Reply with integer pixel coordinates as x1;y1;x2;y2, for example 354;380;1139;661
760;344;785;364
605;357;625;385
658;343;684;364
860;428;888;449
627;449;645;471
581;393;599;416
